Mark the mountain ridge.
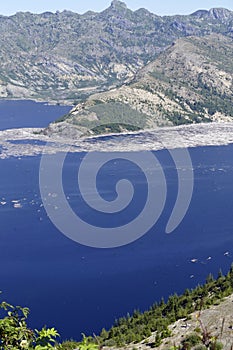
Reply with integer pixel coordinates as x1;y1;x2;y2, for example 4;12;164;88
0;2;233;104
45;33;233;138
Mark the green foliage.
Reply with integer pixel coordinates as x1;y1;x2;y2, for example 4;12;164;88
53;114;70;124
57;340;79;350
78;334;99;350
210;342;223;350
89;123;141;135
0;295;59;350
193;346;207;350
181;333;202;349
35;328;59;350
80;101;148;130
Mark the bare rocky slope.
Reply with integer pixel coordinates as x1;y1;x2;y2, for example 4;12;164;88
103;294;233;350
0;1;233;103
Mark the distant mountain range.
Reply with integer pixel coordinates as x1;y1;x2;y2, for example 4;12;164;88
0;1;233;134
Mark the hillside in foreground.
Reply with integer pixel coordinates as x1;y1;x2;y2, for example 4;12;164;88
3;265;233;349
106;293;233;350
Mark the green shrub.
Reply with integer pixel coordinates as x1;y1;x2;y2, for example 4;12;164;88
209;341;223;350
181;333;202;349
0;296;59;350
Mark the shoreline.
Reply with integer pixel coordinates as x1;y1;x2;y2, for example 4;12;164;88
0;97;74;107
1;121;233;158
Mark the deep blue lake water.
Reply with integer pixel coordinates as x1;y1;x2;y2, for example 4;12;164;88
0;99;71;130
1;100;233;341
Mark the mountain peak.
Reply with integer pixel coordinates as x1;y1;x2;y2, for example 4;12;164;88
209;7;233;20
191;7;233;20
110;0;128;9
190;9;209;18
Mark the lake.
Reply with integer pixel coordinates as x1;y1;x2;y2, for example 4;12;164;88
0;99;71;130
1;100;233;340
